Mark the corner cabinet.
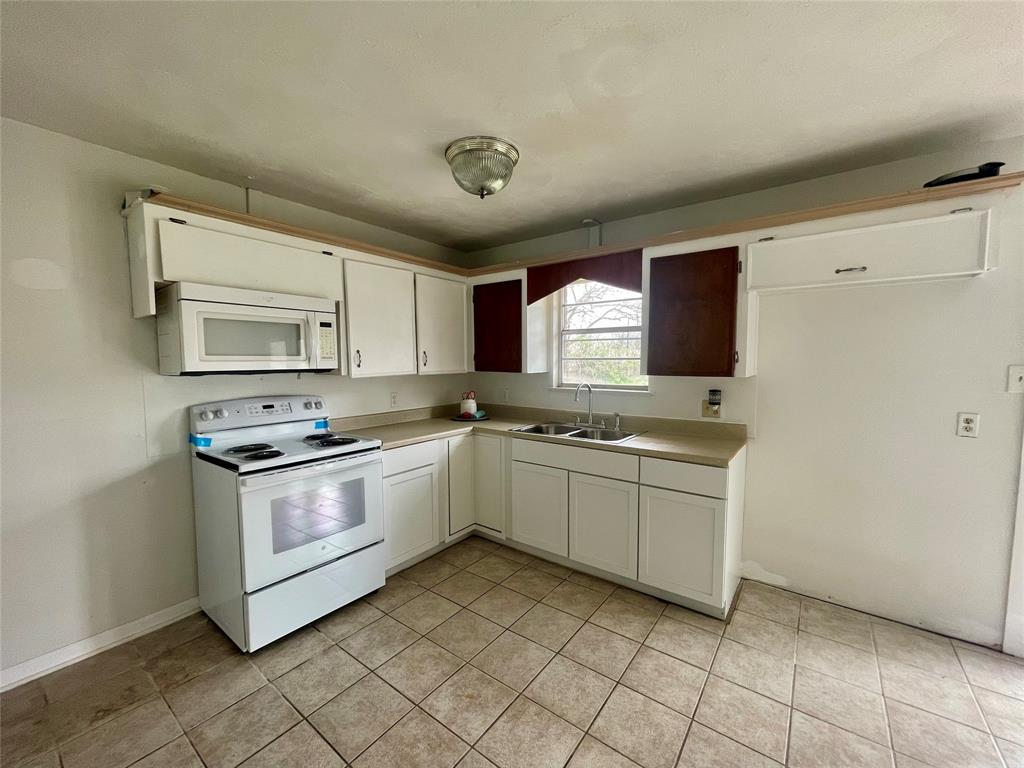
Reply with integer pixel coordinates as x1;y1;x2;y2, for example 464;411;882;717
344;260;417;377
474;434;505;534
416;274;467;374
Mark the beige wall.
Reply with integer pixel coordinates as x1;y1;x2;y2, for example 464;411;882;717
0;119;468;673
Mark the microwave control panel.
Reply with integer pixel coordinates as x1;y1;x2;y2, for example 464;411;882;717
318;323;337;361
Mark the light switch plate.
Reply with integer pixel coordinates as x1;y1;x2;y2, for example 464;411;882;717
957;412;979;438
1008;365;1024;393
390;392;399;408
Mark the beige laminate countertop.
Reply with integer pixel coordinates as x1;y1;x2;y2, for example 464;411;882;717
341;417;746;468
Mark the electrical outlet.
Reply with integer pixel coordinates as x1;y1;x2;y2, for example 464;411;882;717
1009;365;1024;393
390;392;399;408
957;412;979;438
701;399;721;418
502;388;509;403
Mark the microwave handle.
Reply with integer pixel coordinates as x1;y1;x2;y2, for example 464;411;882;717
307;313;318;369
239;452;382;490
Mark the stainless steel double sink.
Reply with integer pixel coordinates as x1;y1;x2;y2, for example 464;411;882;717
510;423;639;444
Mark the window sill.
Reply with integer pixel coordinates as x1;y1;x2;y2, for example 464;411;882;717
547;387;653;397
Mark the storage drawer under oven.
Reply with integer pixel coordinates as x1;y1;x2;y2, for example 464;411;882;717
238;453;384;592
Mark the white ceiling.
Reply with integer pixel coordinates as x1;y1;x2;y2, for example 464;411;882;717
2;2;1022;252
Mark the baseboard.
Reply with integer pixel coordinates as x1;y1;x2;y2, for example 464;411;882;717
0;597;201;692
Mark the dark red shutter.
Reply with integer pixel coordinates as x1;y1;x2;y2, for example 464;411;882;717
472;280;522;372
527;250;642;304
646;247;739;377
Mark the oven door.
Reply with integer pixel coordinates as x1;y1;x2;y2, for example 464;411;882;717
179;300;317;372
237;452;383;592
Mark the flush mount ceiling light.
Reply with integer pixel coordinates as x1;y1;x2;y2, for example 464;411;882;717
445;136;520;199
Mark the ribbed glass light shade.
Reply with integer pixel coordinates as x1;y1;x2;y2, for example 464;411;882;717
445;137;520;198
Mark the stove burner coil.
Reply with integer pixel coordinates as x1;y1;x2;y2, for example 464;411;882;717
226;443;274;454
303;432;336;442
316;437;359;447
242;449;286;460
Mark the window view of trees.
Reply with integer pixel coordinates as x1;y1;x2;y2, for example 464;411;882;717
560;280;648;388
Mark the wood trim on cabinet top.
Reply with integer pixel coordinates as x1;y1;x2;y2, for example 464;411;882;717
143;192;471;276
143;171;1023;278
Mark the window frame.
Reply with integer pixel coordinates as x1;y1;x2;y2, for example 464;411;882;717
556;280;648;391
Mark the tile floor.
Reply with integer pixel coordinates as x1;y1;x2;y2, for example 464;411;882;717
3;535;1023;768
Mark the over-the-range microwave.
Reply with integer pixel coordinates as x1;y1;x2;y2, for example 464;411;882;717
155;282;340;375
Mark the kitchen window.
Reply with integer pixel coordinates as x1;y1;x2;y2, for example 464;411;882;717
559;279;648;389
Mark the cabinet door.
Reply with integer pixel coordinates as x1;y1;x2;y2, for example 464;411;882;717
416;274;467;374
646;247;738;377
345;260;417;377
510;461;567;556
639;486;725;604
569;474;639;579
447;435;474;536
384;464;439;568
474;434;505;534
472;280;522;372
158;220;341;299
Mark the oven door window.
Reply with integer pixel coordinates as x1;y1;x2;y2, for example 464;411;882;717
270;478;366;554
239;459;384;592
199;314;306;360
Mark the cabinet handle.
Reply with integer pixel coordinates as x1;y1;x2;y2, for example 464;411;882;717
835;266;868;274
354;349;362;368
422;350;428;367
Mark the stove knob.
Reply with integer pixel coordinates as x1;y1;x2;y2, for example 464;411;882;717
314;400;323;409
199;409;214;422
304;400;314;410
214;408;228;419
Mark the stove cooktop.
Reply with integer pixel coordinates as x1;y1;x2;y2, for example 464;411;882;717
189;397;381;474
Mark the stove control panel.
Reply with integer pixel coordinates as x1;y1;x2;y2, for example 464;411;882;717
190;396;328;435
245;401;293;417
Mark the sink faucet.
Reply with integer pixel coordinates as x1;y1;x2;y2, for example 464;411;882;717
574;383;594;426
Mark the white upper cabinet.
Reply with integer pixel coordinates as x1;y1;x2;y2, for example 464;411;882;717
746;209;991;292
125;201;343;318
157;221;340;298
344;260;417;377
416;274;467;374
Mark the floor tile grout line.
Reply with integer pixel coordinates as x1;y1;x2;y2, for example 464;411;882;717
951;641;1009;768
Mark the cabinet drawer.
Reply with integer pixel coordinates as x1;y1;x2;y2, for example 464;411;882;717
382;440;438;477
746;209;990;292
511;439;639;482
640;457;728;499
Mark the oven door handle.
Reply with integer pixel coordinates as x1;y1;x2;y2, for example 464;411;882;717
239;452;381;490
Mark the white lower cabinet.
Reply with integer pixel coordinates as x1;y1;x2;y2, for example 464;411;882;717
474;434;505;534
383;463;439;568
447;435;475;536
638;486;725;604
510;461;568;557
569;473;639;579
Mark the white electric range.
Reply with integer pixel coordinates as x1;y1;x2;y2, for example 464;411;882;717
190;395;385;652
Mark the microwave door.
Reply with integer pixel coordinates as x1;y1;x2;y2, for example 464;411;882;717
180;301;312;373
